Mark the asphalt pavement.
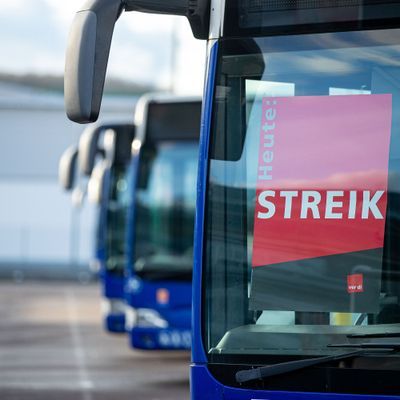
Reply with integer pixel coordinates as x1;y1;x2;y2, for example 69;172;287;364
0;282;190;400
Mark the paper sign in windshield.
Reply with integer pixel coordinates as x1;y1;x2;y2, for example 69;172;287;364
252;94;391;267
250;94;392;313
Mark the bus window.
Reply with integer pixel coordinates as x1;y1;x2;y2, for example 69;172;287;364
203;28;400;394
105;167;129;277
133;142;198;281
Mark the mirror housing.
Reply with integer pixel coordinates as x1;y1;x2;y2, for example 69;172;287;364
59;145;78;191
78;124;106;176
78;123;135;176
65;0;210;123
87;160;109;205
65;0;123;123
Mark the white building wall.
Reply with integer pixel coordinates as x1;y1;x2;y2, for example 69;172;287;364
0;83;136;267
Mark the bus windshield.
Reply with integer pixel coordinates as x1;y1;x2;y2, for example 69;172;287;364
105;167;129;276
204;28;400;373
133;142;198;281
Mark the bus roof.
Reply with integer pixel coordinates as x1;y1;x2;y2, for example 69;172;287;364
133;94;202;144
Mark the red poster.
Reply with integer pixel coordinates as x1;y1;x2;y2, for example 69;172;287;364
252;94;392;268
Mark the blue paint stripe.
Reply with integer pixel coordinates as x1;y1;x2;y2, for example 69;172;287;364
191;40;219;364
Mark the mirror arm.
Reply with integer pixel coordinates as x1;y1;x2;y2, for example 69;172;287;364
124;0;210;39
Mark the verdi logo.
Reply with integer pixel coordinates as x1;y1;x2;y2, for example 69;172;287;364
252;94;392;268
347;274;364;294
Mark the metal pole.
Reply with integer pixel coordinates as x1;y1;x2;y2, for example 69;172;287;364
170;19;178;94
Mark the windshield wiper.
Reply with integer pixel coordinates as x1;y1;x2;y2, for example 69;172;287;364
347;332;400;339
235;347;395;384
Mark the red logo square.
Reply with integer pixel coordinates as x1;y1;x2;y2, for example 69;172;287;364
347;274;364;293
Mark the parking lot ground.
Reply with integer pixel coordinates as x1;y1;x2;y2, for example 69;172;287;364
0;281;190;400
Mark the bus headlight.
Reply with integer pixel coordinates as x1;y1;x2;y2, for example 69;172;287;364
127;308;169;329
125;307;138;331
101;299;126;315
89;259;101;273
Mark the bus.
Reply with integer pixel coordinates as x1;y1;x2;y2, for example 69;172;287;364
79;123;135;333
65;1;400;398
124;94;201;350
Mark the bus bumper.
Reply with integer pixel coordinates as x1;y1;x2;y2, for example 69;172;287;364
190;364;400;400
128;326;191;350
101;298;126;333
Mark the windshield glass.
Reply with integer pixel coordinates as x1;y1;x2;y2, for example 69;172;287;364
133;142;198;281
105;167;129;276
204;29;400;383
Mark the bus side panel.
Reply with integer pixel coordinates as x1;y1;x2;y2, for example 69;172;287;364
192;40;219;364
191;364;223;400
102;272;124;299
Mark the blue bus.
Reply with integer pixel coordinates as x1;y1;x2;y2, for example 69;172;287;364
65;1;400;398
124;94;201;349
79;123;135;333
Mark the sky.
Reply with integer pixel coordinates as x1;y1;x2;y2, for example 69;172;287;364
0;0;207;94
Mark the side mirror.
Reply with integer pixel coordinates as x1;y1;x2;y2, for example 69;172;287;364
78;124;108;176
88;160;109;205
65;0;209;123
64;0;123;123
79;123;135;176
59;145;78;191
